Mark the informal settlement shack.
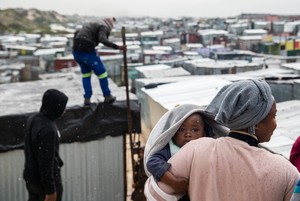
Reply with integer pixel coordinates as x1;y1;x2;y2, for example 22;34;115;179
0;70;141;201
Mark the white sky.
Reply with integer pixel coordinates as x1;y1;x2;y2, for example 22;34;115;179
0;0;299;18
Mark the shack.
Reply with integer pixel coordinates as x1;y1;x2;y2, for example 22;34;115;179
0;70;141;201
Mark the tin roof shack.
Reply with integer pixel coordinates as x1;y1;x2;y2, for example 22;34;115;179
34;48;66;72
161;38;181;51
139;76;231;134
182;58;262;75
272;21;286;34
281;62;300;74
197;29;229;47
0;72;141;201
135;64;190;79
213;49;256;61
180;32;201;44
253;21;270;31
0;62;25;83
267;79;300;102
143;49;172;64
101;55;124;85
228;22;250;36
238;35;263;51
54;54;78;71
140;30;164;49
227;65;300;102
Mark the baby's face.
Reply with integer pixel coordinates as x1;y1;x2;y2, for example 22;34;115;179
173;113;206;147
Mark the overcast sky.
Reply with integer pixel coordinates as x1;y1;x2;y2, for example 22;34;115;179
0;0;299;18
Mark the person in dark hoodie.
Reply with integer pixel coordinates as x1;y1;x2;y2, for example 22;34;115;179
23;89;68;201
72;17;126;106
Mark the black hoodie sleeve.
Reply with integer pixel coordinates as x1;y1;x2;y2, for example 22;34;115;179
38;124;57;194
97;27;119;50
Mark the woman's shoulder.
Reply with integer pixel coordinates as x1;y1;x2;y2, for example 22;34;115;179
187;137;216;148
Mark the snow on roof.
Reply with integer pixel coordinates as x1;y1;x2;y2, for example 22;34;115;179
140;67;190;78
0;70;130;116
237;67;295;79
115;40;141;46
142;76;231;110
126;45;141;50
40;36;68;42
243;29;267;35
230;23;249;28
19;33;41;39
152;46;173;52
162;38;180;43
0;62;25;71
281;62;300;70
185;43;204;48
183;51;199;56
126;33;139;37
140;30;164;36
225;19;238;24
0;36;25;43
273;21;286;25
96;48;120;53
198;29;228;36
135;64;171;72
56;54;74;60
185;58;256;69
34;48;65;56
239;35;263;40
143;49;168;55
254;21;269;25
5;45;37;51
100;54;123;60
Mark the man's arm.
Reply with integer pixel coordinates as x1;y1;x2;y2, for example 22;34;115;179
97;27;119;49
38;127;57;195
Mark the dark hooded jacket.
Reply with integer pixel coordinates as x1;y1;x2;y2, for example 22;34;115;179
73;20;119;52
23;89;68;194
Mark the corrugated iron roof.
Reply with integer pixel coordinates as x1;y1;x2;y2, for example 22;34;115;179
142;76;231;110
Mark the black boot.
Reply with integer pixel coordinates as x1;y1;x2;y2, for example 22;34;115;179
104;95;116;104
84;98;91;106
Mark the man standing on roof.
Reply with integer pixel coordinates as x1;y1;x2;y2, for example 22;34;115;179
72;17;126;105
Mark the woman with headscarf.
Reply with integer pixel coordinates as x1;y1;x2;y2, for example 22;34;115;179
144;79;300;201
72;17;126;105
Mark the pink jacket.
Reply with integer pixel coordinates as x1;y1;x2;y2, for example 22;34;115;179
290;136;300;172
145;137;300;201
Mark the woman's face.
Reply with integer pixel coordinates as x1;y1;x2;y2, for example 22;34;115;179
255;101;277;143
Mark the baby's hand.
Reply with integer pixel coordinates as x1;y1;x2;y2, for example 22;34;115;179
171;177;188;194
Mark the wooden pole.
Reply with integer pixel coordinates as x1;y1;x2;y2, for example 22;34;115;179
121;26;135;200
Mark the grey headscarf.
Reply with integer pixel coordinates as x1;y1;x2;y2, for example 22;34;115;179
205;79;274;131
144;104;229;176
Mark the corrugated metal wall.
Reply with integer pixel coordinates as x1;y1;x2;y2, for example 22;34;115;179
0;135;125;201
0;149;27;201
294;81;300;100
269;81;295;103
